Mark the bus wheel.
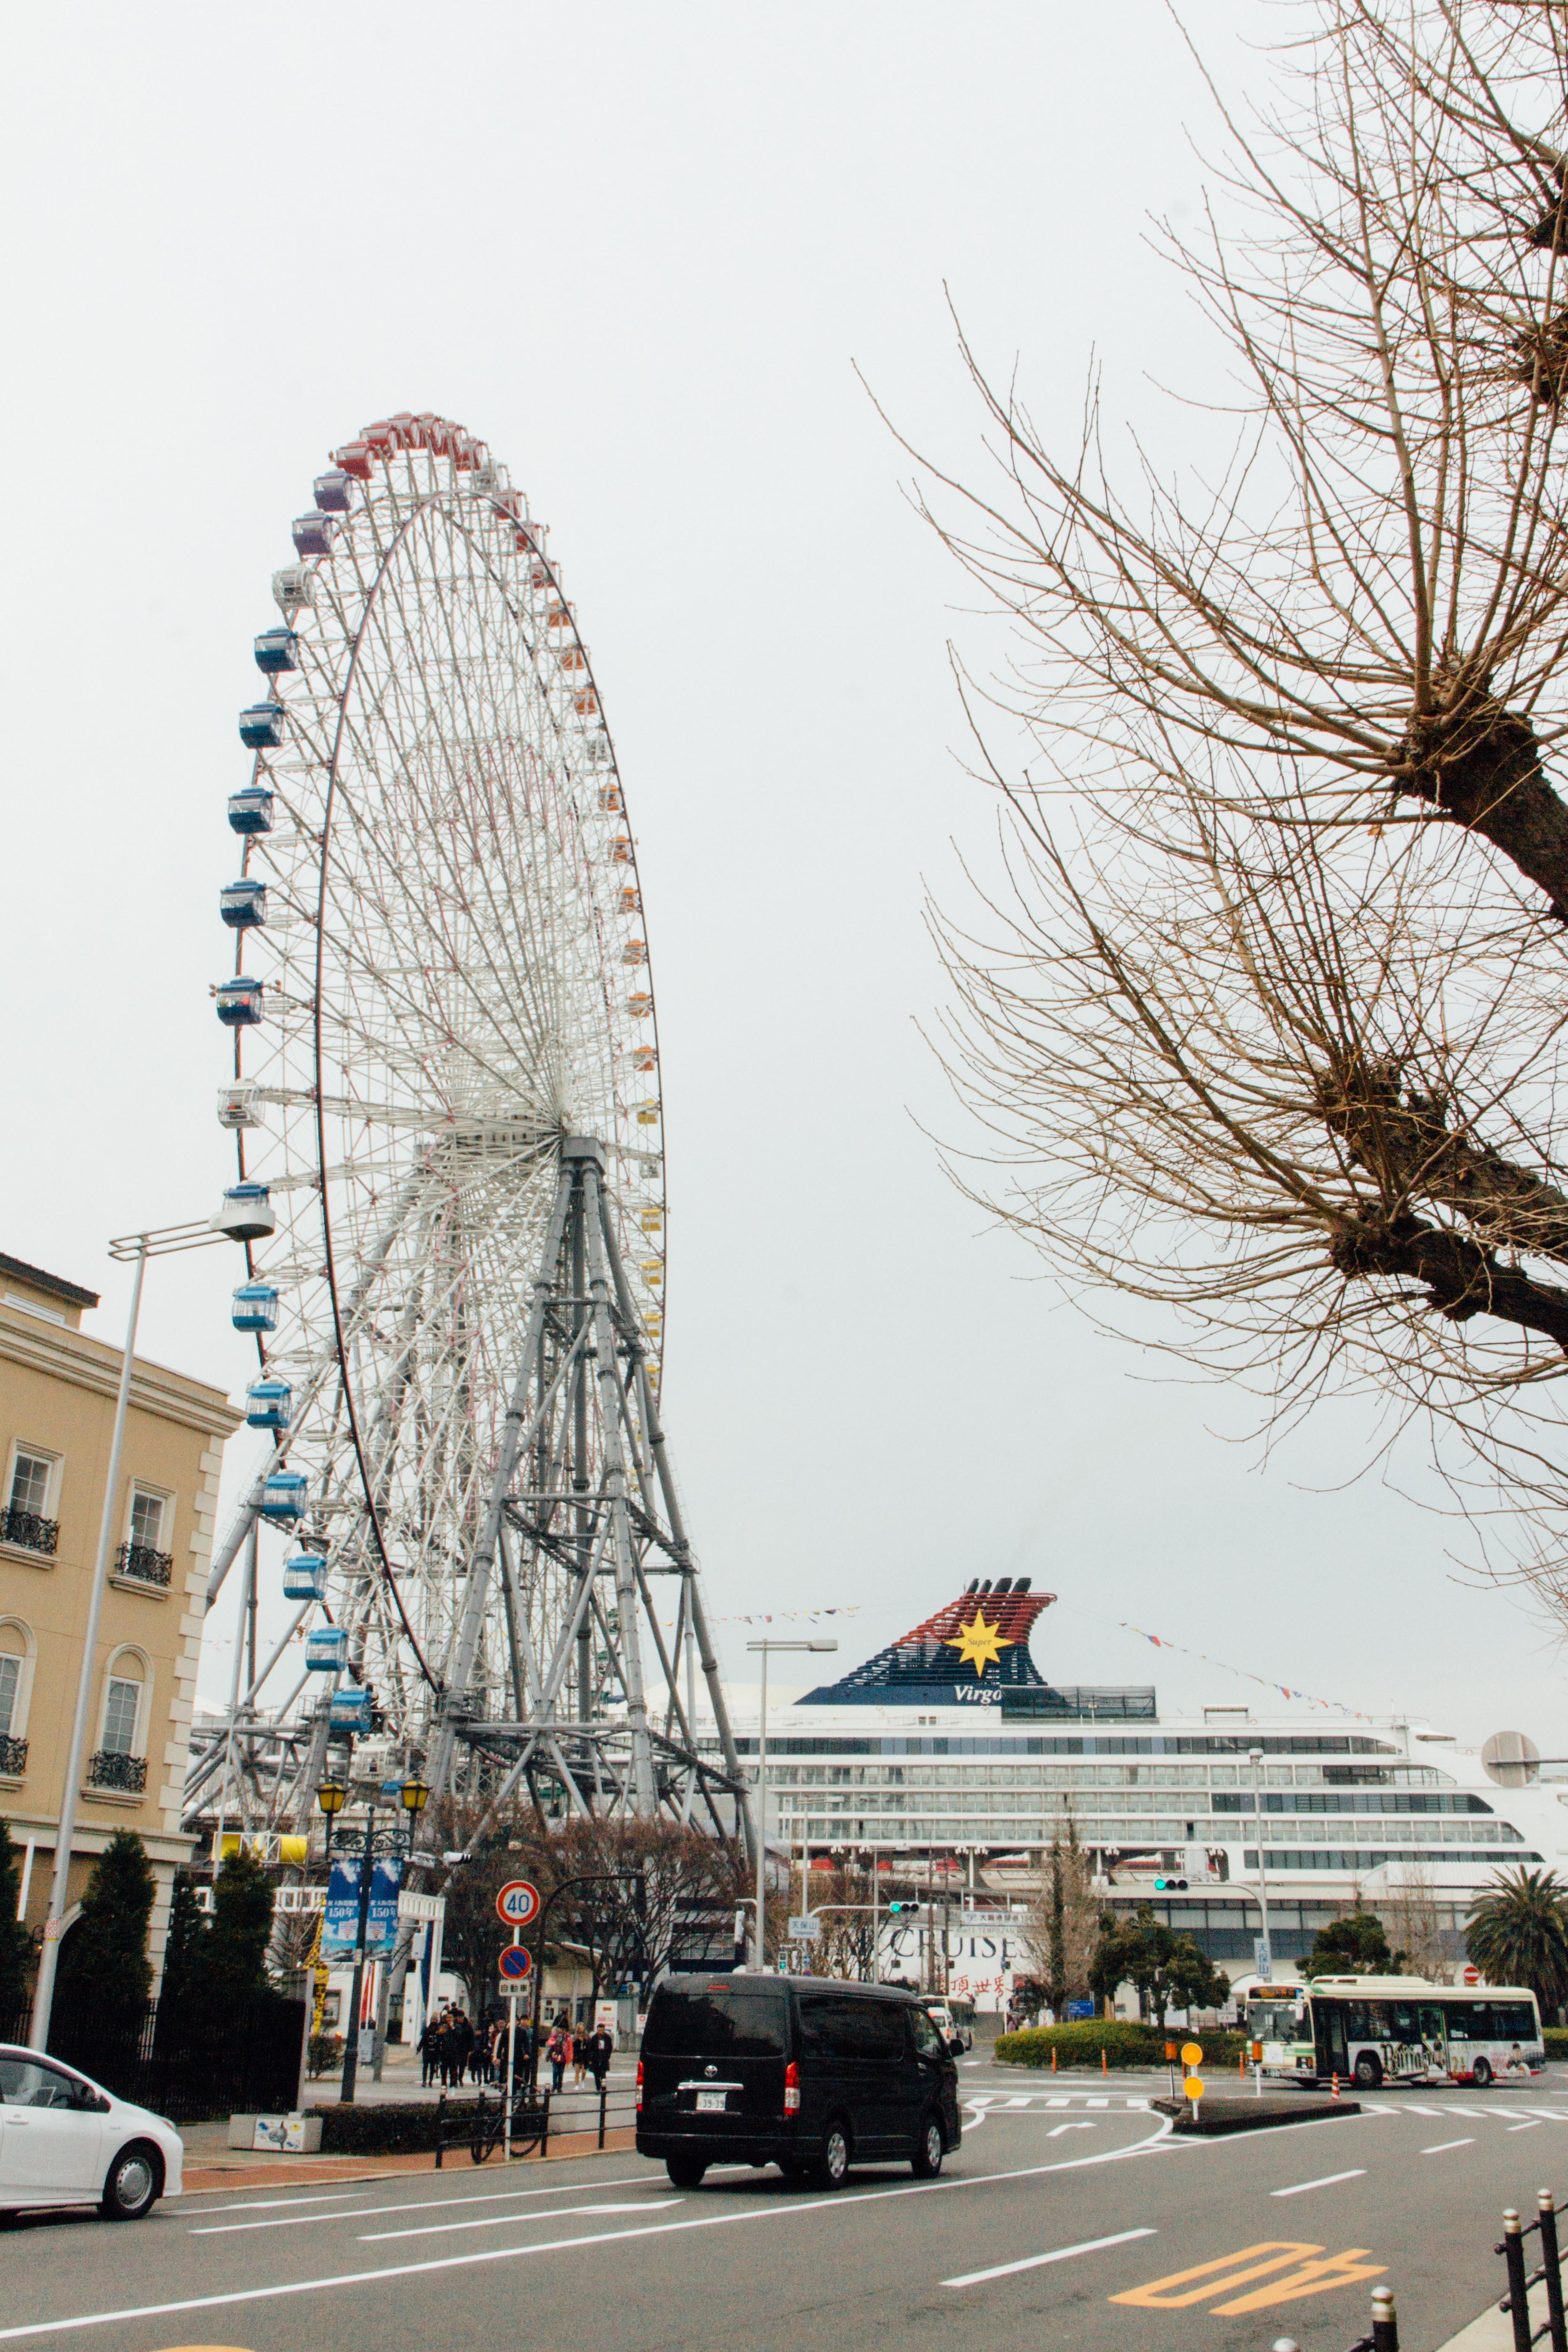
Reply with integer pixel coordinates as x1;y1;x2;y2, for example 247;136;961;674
1472;2056;1493;2088
1352;2052;1382;2089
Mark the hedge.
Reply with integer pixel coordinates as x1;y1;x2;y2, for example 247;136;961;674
307;2097;486;2155
1545;2028;1568;2061
996;2020;1248;2070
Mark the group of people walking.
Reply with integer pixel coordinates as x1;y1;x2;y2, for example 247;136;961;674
417;2001;615;2094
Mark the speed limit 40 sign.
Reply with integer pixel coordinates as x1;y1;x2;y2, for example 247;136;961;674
496;1879;541;1930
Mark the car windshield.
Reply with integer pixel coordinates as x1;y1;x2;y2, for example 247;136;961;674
643;1986;789;2060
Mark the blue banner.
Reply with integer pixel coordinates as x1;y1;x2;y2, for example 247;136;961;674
322;1855;403;1955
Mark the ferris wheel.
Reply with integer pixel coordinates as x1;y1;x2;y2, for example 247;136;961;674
193;413;746;1843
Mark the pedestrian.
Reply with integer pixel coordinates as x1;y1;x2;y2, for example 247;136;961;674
571;2024;588;2088
587;2024;613;2090
547;2020;567;2093
418;2015;439;2088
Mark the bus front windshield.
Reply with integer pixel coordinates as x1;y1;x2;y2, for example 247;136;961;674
1249;1997;1306;2039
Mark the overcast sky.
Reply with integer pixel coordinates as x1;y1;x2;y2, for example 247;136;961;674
2;1;1560;1750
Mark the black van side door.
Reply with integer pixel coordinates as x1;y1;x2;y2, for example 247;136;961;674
797;1992;906;2157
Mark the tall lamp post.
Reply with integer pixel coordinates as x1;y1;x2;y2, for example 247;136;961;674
29;1212;256;2054
745;1639;836;1969
318;1772;429;2103
1248;1746;1273;1980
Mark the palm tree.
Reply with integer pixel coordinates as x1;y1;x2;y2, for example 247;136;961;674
1466;1868;1568;2019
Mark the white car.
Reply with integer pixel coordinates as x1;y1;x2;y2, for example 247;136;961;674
0;2046;182;2223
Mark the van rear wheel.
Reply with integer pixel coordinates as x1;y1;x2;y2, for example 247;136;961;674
911;2114;944;2179
666;2155;708;2188
811;2121;851;2190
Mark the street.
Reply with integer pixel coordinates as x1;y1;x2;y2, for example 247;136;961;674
2;2060;1565;2350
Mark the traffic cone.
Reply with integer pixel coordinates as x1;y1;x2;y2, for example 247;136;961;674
1332;2071;1340;2101
1051;2045;1058;2073
1101;2048;1108;2077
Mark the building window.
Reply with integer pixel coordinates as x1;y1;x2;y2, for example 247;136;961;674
0;1626;27;1778
101;1675;141;1756
2;1449;59;1557
116;1486;173;1588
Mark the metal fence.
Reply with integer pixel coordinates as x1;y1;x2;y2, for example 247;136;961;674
435;2079;639;2168
3;1994;306;2124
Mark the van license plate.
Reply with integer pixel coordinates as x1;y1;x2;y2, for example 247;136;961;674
696;2091;726;2112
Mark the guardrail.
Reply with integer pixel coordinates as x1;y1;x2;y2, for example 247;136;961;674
432;2081;638;2167
1499;2194;1568;2352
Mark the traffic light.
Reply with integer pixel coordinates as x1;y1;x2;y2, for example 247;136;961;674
1153;1877;1189;1892
887;1900;916;1913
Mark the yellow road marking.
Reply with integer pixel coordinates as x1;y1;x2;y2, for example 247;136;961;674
1111;2238;1385;2314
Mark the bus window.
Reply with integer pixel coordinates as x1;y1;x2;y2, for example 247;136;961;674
1418;2004;1447;2046
1494;2001;1536;2042
1449;2002;1482;2042
1343;2000;1370;2041
1389;2001;1418;2042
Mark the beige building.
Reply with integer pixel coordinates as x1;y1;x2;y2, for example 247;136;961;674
0;1251;239;1996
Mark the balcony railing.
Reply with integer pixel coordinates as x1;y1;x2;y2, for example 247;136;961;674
86;1749;147;1795
0;1733;26;1777
1;1507;58;1556
115;1541;172;1589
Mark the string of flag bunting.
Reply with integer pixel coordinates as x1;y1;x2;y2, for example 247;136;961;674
1055;1599;1375;1722
715;1606;862;1626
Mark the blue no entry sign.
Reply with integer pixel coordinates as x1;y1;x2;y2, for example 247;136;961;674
498;1944;533;1982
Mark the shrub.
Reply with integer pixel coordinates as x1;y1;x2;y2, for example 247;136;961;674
1543;2026;1568;2061
308;2096;486;2155
306;2033;344;2079
996;2019;1248;2070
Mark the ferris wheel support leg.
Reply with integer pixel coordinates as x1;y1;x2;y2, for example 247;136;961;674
421;1157;577;1811
581;1161;656;1815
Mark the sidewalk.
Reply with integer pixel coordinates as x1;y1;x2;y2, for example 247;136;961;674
182;2122;639;2195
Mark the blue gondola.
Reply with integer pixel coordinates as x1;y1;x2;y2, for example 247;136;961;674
245;1377;293;1431
215;975;264;1027
219;879;267;929
239;701;285;750
330;1685;371;1729
227;785;274;836
305;1626;348;1673
213;1183;275;1242
231;1282;279;1333
253;627;299;675
313;470;353;513
261;1470;308;1523
291;513;335;558
282;1550;327;1601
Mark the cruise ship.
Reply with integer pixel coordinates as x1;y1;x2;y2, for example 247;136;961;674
707;1580;1565;2009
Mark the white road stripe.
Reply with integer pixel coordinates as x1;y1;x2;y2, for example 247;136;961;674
1046;2124;1095;2138
1509;2122;1543;2132
360;2199;681;2243
1271;2170;1366;2197
187;2190;362;2214
191;2173;655;2235
944;2226;1157;2288
1421;2139;1475;2155
0;2121;1175;2342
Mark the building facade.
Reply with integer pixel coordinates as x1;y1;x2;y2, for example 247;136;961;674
0;1253;239;1997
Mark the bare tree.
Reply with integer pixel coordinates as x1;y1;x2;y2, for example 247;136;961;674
1020;1823;1098;2012
1383;1862;1447;1981
906;2;1568;1587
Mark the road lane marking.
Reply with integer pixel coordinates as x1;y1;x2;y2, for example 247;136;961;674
1047;2123;1095;2138
1112;2241;1385;2315
360;2198;682;2243
1510;2121;1543;2132
191;2174;657;2234
944;2227;1156;2288
1421;2139;1474;2154
0;2118;1175;2341
1271;2171;1366;2197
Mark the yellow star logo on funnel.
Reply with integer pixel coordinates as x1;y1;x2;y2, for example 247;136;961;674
944;1611;1013;1675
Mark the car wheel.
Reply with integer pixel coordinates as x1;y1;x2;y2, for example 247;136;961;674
665;2155;708;2188
100;2142;162;2222
1473;2057;1494;2088
812;2120;851;2191
911;2113;944;2179
1352;2052;1382;2089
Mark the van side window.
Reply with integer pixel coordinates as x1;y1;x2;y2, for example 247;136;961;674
911;2009;945;2058
799;1994;903;2063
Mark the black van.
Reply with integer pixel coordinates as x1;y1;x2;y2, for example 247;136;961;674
636;1973;961;2190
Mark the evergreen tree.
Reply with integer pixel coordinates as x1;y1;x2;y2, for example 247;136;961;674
157;1871;207;2012
53;1829;154;2044
194;1845;275;2009
0;1818;36;2020
1305;1907;1405;1978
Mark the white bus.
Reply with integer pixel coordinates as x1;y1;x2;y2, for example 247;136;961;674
1248;1975;1545;2089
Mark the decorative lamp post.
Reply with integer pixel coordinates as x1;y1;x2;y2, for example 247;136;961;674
319;1771;428;2103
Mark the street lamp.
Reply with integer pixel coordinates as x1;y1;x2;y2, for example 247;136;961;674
29;1212;255;2054
1249;1747;1273;1980
319;1770;429;2103
745;1640;836;1969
